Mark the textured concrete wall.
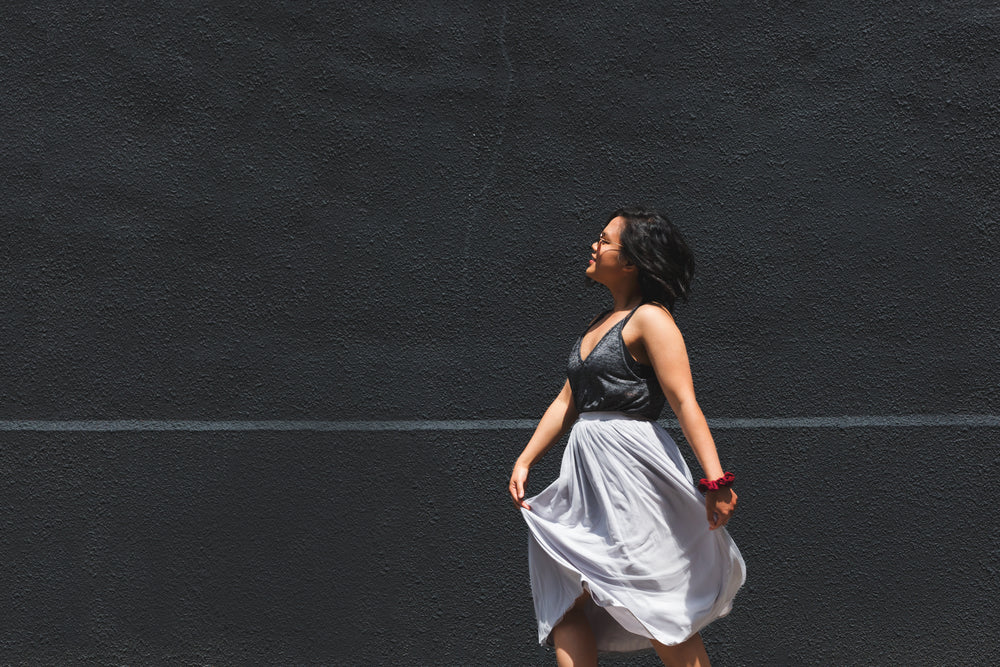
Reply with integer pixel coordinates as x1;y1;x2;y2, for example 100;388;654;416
1;1;997;664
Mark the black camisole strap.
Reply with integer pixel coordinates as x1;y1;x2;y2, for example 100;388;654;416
584;309;613;333
621;303;642;326
586;303;642;334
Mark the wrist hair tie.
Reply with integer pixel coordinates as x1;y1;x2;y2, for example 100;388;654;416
697;472;735;493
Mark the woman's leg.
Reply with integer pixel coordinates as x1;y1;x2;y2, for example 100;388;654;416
651;632;711;667
551;591;598;667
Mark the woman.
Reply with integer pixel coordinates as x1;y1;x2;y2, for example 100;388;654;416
510;207;745;666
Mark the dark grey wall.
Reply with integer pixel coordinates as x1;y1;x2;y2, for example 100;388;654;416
2;1;997;664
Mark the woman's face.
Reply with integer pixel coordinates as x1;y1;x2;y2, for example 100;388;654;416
586;215;628;284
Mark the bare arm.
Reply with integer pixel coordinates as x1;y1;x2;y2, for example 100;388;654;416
509;379;578;510
634;305;737;529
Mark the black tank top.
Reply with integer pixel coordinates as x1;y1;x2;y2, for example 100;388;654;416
567;305;666;421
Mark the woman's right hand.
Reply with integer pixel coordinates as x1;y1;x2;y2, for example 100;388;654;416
509;462;531;510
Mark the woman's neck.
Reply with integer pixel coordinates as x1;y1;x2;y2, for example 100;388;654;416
607;285;643;312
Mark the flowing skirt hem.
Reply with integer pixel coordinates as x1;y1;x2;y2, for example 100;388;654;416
521;413;745;653
527;527;735;653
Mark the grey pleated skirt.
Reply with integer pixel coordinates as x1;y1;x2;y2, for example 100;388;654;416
520;412;745;652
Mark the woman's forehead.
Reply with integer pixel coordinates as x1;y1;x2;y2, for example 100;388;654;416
602;216;626;237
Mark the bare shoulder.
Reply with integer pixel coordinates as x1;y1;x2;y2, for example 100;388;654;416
622;302;688;365
633;302;681;336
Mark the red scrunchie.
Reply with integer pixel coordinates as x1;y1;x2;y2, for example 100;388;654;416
697;471;735;493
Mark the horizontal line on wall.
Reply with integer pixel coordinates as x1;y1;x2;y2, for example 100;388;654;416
0;414;997;432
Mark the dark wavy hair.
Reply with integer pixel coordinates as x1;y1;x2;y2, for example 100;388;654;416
612;206;695;311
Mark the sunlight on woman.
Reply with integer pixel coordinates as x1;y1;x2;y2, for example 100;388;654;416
510;207;745;666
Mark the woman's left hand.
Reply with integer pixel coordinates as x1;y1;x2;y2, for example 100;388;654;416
706;487;737;530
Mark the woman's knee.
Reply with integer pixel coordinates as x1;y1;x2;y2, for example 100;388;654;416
572;590;591;607
554;591;592;631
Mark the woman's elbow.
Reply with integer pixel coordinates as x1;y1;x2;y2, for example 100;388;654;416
667;393;702;419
